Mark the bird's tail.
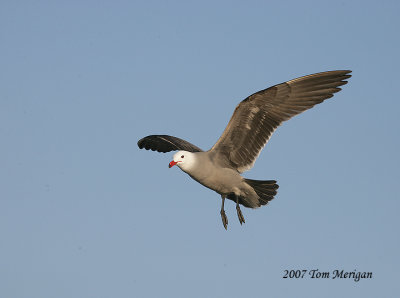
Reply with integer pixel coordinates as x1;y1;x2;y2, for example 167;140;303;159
244;178;279;206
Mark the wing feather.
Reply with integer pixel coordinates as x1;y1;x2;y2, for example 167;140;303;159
138;135;203;153
210;70;352;172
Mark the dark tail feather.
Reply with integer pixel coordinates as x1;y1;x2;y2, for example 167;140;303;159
244;179;279;206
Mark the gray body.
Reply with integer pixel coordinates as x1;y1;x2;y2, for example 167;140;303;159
185;151;259;207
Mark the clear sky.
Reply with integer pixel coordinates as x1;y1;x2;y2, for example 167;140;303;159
1;1;399;297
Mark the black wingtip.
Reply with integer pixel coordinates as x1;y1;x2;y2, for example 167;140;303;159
338;70;352;80
137;138;145;149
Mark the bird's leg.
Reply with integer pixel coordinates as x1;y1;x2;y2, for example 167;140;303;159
236;197;245;225
220;195;228;230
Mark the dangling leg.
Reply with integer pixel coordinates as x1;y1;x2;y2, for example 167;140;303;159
220;195;228;230
236;196;245;225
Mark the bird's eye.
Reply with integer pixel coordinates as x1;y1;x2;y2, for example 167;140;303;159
181;155;184;158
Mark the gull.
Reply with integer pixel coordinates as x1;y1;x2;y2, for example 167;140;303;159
138;70;352;229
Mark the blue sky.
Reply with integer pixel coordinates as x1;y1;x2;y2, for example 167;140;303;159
1;1;399;297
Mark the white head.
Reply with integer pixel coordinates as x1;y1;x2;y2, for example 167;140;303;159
168;150;197;172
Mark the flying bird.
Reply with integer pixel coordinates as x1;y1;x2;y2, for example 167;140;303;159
138;70;352;229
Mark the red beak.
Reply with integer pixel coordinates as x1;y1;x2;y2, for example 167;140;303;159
169;160;178;168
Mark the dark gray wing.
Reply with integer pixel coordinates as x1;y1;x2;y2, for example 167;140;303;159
138;135;203;153
210;70;352;173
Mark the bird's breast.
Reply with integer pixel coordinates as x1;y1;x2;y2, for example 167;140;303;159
185;164;242;195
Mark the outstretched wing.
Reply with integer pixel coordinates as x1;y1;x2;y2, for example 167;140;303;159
137;135;203;153
210;70;352;173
